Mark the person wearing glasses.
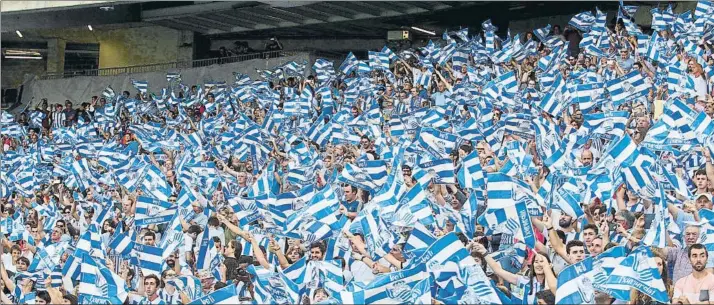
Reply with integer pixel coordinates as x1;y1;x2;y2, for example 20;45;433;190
158;269;180;305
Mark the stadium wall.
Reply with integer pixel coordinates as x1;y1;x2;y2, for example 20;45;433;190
20;52;311;106
17;25;191;69
210;38;387;54
2;25;192;91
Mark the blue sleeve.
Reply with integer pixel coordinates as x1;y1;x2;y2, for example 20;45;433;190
675;211;695;233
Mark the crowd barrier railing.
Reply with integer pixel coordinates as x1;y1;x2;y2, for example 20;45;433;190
39;50;304;80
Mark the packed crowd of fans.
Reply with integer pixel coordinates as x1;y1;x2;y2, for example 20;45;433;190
2;2;714;305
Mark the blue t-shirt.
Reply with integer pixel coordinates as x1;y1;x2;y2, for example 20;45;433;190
342;199;362;214
675;211;695;235
617;56;636;72
432;91;448;107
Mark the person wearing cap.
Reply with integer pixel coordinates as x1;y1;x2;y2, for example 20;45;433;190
669;193;713;235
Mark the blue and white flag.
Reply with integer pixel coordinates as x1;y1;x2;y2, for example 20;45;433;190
569;11;596;31
78;254;129;305
131;80;148;93
457;150;486;189
416;127;459;159
570;82;605;112
166;72;181;83
338;163;380;193
133;243;164;277
577;111;629;144
605;246;669;303
356;159;388;188
29;241;67;272
350;208;399;261
108;226;135;256
592;246;629;299
188;284;239;304
643;197;669;248
555;256;595;304
538;73;568;117
167;276;204;301
606;70;651;106
140;164;172;202
417;158;456;184
410;233;479;286
393;181;435;227
404;222;437;258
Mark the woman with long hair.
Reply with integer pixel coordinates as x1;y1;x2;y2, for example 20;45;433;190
485;251;557;304
629;248;672;305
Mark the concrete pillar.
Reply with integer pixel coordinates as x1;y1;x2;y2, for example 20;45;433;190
46;38;66;74
177;30;194;63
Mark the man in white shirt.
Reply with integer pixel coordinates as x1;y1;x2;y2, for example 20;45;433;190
348;234;376;283
191;202;209;228
180;225;202;269
0;245;21;274
207;217;225;246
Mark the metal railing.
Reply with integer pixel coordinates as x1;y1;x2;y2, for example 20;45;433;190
39;50;305;80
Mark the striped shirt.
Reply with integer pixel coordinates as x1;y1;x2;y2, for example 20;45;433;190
627;202;644;213
158;288;180;305
51;111;66;129
131;295;167;305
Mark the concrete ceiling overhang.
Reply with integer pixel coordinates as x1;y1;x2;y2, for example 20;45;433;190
141;1;474;37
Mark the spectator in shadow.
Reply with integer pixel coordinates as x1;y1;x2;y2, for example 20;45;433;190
563;25;582;57
265;37;283;52
218;47;232;58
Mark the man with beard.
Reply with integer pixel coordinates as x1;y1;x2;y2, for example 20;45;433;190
673;244;714;304
665;224;714;284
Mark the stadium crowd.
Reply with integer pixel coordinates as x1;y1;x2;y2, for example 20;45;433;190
2;2;714;305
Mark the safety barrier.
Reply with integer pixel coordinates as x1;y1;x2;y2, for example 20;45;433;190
39;50;303;80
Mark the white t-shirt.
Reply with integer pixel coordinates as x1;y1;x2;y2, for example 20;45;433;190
511;275;548;304
208;227;225;246
179;234;197;266
694;76;709;101
21;250;33;262
350;260;376;284
1;254;16;273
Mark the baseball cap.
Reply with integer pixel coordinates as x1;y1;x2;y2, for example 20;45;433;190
698;193;713;202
